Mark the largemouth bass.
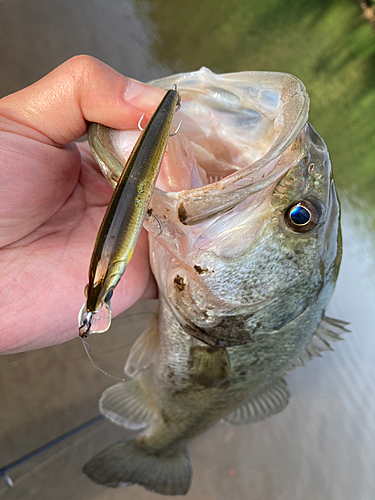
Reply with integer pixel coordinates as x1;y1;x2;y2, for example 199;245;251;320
83;68;346;495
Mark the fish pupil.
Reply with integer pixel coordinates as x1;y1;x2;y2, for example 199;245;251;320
289;205;311;225
104;290;113;302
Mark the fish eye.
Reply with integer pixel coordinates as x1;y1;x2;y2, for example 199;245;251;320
284;200;319;233
104;290;113;303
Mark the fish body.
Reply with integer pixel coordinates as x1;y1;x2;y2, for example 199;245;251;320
78;88;180;337
83;68;345;495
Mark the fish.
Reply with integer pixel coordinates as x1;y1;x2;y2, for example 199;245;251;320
82;68;346;496
78;87;181;337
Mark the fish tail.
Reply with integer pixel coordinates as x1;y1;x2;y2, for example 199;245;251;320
83;438;192;496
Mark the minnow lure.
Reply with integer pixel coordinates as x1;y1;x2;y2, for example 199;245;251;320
78;86;181;337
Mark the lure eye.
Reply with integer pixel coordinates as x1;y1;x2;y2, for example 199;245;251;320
104;290;113;303
285;200;319;233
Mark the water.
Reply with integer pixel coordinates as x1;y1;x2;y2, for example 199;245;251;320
0;0;374;498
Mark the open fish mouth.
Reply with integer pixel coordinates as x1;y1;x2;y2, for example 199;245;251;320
107;68;310;226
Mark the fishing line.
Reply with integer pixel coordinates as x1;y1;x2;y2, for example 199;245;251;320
78;309;155;380
0;309;155;492
80;339;127;382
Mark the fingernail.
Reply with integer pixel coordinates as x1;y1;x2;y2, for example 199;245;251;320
125;79;165;112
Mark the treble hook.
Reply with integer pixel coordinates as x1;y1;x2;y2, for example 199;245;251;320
170;84;182;136
139;86;181;136
147;208;163;237
138;114;146;132
169;120;183;137
173;84;181;112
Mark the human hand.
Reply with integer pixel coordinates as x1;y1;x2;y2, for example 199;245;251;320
0;56;163;354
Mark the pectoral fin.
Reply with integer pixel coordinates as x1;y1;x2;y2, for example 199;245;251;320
124;313;160;377
99;379;155;431
189;345;230;387
223;377;290;425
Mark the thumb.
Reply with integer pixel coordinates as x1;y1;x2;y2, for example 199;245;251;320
0;55;165;146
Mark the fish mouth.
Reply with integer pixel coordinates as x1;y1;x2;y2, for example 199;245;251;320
148;68;310;225
98;68;309;226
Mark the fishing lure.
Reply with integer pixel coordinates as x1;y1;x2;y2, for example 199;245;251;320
78;86;181;337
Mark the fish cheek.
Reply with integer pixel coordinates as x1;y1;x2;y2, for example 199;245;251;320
170;270;257;347
168;270;234;370
170;273;237;348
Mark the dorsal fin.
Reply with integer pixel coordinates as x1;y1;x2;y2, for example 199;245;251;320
291;315;350;368
223;377;290;425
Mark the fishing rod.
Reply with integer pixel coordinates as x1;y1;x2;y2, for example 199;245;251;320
0;414;104;487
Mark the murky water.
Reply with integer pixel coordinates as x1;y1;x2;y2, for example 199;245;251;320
0;0;374;498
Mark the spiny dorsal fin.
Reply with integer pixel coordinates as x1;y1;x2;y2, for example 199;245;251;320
99;379;155;431
291;315;350;368
124;313;159;377
223;377;290;426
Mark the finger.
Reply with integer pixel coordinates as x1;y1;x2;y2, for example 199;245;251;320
0;55;165;146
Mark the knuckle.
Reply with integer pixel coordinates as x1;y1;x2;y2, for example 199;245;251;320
65;55;102;85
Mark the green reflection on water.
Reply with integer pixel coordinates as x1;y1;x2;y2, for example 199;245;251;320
138;0;375;202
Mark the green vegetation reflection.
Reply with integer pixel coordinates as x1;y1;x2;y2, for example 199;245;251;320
138;0;375;208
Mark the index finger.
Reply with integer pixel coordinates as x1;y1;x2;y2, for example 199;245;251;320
0;55;165;146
